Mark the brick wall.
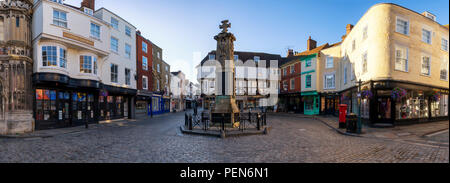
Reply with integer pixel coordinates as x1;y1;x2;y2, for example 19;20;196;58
136;33;153;91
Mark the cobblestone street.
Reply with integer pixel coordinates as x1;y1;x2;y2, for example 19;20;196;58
0;112;448;163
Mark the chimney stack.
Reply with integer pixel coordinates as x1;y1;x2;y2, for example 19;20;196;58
307;36;317;51
287;49;294;57
81;0;95;11
346;24;354;35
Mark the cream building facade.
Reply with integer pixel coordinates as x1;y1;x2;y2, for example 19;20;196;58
327;3;449;125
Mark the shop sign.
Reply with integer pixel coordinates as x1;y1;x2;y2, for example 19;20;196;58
100;90;109;97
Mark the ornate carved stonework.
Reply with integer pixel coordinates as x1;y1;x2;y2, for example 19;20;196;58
0;0;33;135
212;20;239;125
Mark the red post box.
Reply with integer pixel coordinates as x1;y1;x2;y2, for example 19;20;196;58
339;104;348;129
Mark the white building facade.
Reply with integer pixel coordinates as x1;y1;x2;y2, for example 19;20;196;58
32;0;136;130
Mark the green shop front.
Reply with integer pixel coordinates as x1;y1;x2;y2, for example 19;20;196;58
302;91;320;115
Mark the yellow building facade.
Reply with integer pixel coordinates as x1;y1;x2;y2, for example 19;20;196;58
319;3;449;125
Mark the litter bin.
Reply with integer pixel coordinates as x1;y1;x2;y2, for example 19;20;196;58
339;104;348;129
346;113;357;133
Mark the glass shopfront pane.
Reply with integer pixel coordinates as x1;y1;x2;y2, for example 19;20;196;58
396;91;430;119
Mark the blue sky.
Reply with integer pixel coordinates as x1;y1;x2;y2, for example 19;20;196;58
69;0;449;83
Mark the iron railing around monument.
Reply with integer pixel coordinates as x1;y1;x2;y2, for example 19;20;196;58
184;109;268;132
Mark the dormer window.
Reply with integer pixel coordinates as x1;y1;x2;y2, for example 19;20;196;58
83;8;94;16
50;0;64;4
423;11;436;21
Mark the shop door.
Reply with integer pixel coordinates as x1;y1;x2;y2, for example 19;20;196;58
325;98;335;115
72;92;87;126
58;91;71;127
87;94;95;123
376;97;393;123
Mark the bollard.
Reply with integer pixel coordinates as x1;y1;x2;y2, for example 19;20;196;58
188;114;193;130
257;113;261;131
185;113;188;128
221;114;225;131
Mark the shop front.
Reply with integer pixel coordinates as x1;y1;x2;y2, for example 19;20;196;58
320;93;339;116
361;80;448;126
33;73;100;130
151;94;163;115
302;91;320;115
98;85;136;121
163;96;171;113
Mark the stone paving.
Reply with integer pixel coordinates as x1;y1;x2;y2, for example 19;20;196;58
0;112;448;163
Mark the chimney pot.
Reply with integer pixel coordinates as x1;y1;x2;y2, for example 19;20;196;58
346;24;354;35
287;49;294;57
307;36;317;51
81;0;95;11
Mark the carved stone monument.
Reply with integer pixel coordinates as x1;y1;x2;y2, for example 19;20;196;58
0;0;34;135
211;20;240;126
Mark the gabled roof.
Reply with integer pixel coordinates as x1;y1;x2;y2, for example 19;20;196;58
294;43;330;57
200;51;282;68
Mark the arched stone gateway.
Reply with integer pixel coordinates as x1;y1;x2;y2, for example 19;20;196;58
0;0;34;135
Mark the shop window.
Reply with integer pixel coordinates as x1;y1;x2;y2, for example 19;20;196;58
35;89;57;121
396;91;430;120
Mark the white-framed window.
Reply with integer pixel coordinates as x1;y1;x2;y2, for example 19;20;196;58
142;76;148;90
394;45;408;72
350;63;355;81
125;68;131;85
290;78;295;90
50;0;64;4
42;46;57;67
208;54;215;60
166;75;169;84
283;68;287;76
111;17;119;30
396;16;409;35
90;23;100;39
422;28;432;44
80;55;95;74
165;66;169;72
363;25;368;40
440;58;449;81
290;65;295;74
157;51;161;59
83;8;93;15
142;56;148;70
111;64;118;83
59;48;66;68
157;64;160;73
344;65;348;85
326;56;334;69
53;9;67;28
324;74;335;89
142;42;147;53
362;52;368;73
125;44;131;59
421;55;431;76
125;26;131;37
352;40;356;51
157;79;160;91
111;37;118;53
442;38;448;52
234;55;239;61
254;56;260;63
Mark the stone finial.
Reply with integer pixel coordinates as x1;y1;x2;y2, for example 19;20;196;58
220;20;231;33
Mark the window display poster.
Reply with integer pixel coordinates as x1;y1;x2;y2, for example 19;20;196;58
44;90;50;100
36;89;43;100
50;90;57;101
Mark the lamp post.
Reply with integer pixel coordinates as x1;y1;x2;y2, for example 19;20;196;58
357;79;362;134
